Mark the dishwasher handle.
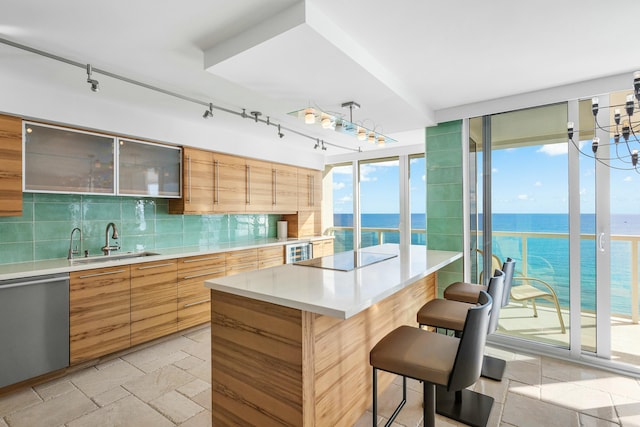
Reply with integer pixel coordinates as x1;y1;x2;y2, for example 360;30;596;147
0;275;69;289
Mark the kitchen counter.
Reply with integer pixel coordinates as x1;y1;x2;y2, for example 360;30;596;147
205;244;461;426
0;236;331;280
205;244;461;319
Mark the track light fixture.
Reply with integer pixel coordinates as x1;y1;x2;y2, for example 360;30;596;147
86;64;99;92
203;103;213;119
314;139;320;149
277;124;284;138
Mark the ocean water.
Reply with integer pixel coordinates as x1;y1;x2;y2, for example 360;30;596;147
333;213;640;316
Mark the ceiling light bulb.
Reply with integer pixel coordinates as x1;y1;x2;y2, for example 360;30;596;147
304;109;315;124
357;128;366;141
321;116;331;129
368;132;375;143
377;135;385;145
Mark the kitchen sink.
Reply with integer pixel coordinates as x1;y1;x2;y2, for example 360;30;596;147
70;251;160;264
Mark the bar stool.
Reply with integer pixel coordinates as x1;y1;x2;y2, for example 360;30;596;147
440;258;515;381
416;270;505;427
370;291;493;427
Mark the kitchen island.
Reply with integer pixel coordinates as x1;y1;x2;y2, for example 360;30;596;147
205;244;461;426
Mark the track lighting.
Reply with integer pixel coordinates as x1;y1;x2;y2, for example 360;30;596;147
314;139;320;150
277;124;284;138
86;64;99;92
203;103;213;119
321;141;327;151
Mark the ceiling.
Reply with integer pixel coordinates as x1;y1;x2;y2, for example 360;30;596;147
1;0;639;154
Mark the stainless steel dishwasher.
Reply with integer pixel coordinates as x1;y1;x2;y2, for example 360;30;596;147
0;273;70;387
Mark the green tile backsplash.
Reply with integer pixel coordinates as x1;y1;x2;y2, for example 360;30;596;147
0;193;282;264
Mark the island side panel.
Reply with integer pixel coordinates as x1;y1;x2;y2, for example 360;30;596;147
210;290;307;426
313;273;436;426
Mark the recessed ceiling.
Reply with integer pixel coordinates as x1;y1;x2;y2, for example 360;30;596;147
1;0;640;154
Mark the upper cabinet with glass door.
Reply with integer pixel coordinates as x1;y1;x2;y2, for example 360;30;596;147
118;139;181;198
24;122;116;194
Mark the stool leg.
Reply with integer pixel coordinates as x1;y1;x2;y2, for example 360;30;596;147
424;382;435;427
372;368;377;427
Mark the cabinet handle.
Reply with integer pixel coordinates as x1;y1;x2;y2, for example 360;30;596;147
184;299;211;308
187;155;192;203
78;269;127;279
136;262;174;270
183;269;224;280
214;160;219;204
182;256;223;263
246;165;251;204
272;169;277;205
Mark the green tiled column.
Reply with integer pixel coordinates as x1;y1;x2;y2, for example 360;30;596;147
426;120;464;296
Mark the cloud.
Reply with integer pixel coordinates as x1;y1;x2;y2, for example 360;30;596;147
333;182;345;190
624;176;632;182
492;168;498;174
534;181;542;187
332;165;352;175
422;174;426;182
338;195;352;203
517;194;529;200
360;164;378;182
537;143;568;156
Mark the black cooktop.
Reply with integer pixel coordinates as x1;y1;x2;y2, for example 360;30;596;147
294;250;397;272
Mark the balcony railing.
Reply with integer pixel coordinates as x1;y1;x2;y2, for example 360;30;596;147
328;226;640;323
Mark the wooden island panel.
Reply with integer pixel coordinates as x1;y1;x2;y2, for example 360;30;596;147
210;272;436;426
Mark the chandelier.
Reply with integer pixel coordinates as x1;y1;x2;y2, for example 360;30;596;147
288;101;396;146
567;71;640;173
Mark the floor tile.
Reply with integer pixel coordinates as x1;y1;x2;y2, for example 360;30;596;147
70;359;144;398
150;390;204;423
33;378;76;401
177;379;210;398
66;395;173;427
123;364;196;402
5;389;96;427
501;392;580;427
190;388;211;411
179;409;212;427
539;378;618;423
0;388;42;416
92;385;131;407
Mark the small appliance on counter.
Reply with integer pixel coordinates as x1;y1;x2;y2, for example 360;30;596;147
277;220;288;241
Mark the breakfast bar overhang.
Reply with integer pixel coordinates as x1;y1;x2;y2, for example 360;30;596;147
205;244;462;426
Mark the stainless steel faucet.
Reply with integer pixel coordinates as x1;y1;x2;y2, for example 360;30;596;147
101;222;120;255
67;227;82;260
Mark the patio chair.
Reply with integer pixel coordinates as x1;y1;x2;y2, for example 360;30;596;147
510;276;566;334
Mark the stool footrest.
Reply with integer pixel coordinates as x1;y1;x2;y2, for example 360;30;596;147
481;355;506;381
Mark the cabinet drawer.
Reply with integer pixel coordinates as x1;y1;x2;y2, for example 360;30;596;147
178;254;225;272
225;249;258;266
226;262;258;276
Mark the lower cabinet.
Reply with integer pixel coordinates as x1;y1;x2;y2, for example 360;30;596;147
225;248;258;276
312;238;334;258
178;254;225;331
130;259;178;346
69;266;131;364
258;245;284;269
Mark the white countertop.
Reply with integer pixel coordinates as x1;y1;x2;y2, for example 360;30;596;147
205;244;462;319
0;236;331;281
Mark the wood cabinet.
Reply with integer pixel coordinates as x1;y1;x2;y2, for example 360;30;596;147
0;115;23;216
169;147;215;214
69;266;131;364
214;152;246;212
272;164;298;213
258;245;284;269
245;158;273;212
130;259;178;346
225;248;258;276
298;168;322;212
177;253;225;331
312;238;334;259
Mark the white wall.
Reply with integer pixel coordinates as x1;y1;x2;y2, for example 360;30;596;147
0;46;325;170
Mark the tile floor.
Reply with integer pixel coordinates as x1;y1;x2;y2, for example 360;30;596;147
2;326;640;427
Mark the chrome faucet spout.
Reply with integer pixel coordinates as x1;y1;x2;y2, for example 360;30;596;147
67;227;82;260
101;222;120;255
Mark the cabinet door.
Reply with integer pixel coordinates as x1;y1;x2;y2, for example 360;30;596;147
171;147;215;214
322;239;334;256
130;259;178;346
273;164;298;213
24;122;116;194
0;115;22;216
69;266;131;364
225;248;258;276
246;158;273;212
118;139;181;198
214;153;246;213
177;254;225;330
298;168;323;212
258;245;284;269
